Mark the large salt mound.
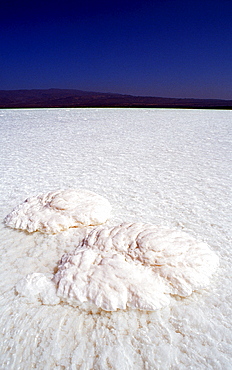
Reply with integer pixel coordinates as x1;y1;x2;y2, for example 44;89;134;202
53;223;219;310
16;223;219;311
4;189;111;233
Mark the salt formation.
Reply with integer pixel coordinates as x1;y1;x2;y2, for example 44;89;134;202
17;223;219;311
4;189;111;233
16;273;59;305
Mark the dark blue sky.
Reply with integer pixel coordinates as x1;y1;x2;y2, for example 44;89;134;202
1;0;232;99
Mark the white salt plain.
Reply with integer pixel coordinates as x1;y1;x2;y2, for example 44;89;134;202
0;108;231;369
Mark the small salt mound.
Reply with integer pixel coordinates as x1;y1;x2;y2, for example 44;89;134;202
4;189;111;233
16;273;59;305
52;222;219;311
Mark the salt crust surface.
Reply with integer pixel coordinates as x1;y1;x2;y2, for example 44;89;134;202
4;189;111;233
0;108;231;369
16;223;219;312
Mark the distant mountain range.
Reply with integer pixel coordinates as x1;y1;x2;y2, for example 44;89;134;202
0;88;231;109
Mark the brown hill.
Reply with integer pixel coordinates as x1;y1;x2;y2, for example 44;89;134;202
0;89;231;109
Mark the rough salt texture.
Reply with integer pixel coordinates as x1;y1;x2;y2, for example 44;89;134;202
18;222;219;312
16;273;60;305
4;189;111;233
1;108;231;369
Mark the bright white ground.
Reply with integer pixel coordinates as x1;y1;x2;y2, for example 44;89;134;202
0;108;231;369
